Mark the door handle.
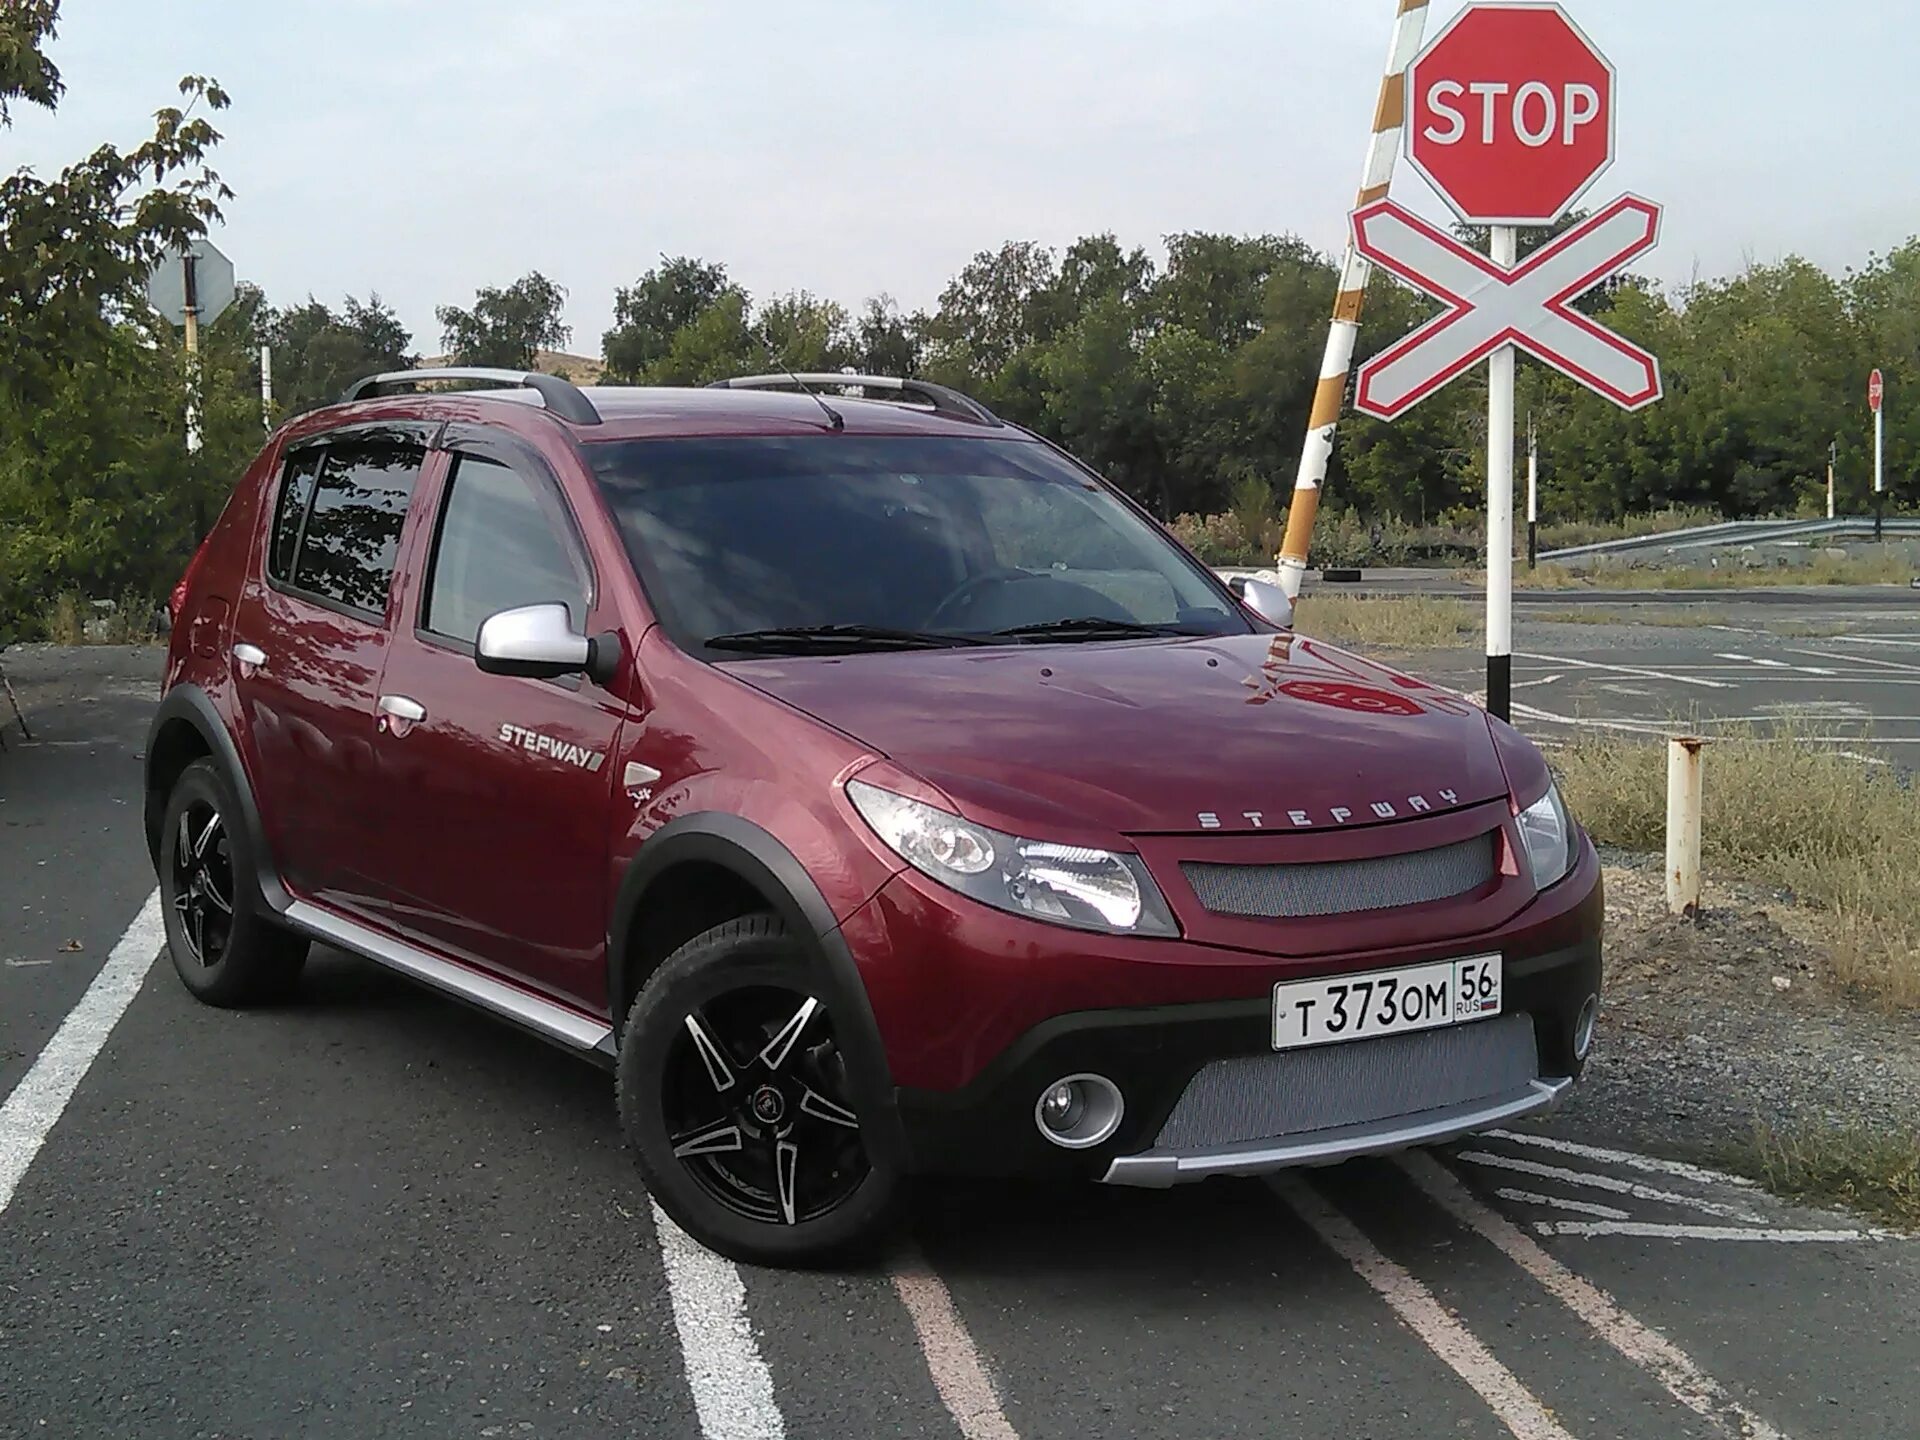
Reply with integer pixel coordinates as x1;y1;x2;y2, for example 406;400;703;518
377;694;427;724
233;643;267;667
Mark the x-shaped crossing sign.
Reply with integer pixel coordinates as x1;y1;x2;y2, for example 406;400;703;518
1352;194;1663;420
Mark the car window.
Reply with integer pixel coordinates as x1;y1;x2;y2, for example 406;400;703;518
588;436;1247;650
267;449;324;584
290;441;422;616
422;456;586;645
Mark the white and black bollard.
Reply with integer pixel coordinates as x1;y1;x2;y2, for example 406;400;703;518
1666;737;1705;917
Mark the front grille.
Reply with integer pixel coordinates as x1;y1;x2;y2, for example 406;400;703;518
1181;833;1496;919
1153;1013;1539;1151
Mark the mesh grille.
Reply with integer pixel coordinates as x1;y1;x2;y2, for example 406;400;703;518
1153;1013;1539;1151
1182;834;1496;919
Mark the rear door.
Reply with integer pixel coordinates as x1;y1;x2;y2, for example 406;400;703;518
361;433;630;1005
230;430;427;907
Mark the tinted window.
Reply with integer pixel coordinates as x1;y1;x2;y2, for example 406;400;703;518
267;449;323;582
588;436;1245;650
423;456;586;644
291;442;421;615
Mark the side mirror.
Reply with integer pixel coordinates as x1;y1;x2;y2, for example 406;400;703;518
476;603;619;683
1238;577;1294;630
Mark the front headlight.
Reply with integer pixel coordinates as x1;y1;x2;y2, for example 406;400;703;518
846;779;1178;936
1516;782;1575;891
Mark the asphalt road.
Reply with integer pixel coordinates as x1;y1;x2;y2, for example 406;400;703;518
1381;591;1920;765
3;643;1917;1440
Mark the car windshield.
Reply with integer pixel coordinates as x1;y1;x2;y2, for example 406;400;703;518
587;436;1250;655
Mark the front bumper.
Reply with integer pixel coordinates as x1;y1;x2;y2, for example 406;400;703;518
1102;1077;1571;1188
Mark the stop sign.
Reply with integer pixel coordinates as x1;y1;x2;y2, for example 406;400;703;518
1870;369;1884;413
1405;2;1617;227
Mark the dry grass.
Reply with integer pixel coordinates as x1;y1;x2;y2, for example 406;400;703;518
1555;725;1920;1008
1293;594;1480;649
1733;1122;1920;1232
1530;607;1734;629
1487;550;1919;592
40;591;159;646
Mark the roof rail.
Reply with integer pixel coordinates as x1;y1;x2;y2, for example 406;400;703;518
708;373;1001;427
341;367;601;426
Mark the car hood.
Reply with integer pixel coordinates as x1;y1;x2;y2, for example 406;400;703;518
722;632;1507;841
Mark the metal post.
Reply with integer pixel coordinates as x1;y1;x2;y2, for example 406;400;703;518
1274;0;1432;601
1526;411;1539;571
1485;227;1517;724
1827;440;1837;521
1666;737;1705;918
1875;402;1886;540
260;344;273;431
182;253;202;456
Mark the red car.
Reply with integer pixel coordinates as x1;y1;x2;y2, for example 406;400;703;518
147;369;1602;1266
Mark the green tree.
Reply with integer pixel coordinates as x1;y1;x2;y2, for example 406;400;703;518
602;256;737;382
267;293;414;416
0;1;232;635
436;271;570;370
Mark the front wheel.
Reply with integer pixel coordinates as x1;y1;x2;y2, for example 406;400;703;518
617;915;900;1267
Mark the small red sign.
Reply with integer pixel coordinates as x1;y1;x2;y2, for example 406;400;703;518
1870;369;1885;413
1406;2;1617;227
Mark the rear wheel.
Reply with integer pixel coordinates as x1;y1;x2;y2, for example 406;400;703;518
158;758;308;1006
618;915;899;1267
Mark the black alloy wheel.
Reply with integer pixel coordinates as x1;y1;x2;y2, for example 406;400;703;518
169;799;235;968
618;914;901;1267
664;987;870;1227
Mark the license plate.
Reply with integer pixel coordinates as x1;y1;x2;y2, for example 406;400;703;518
1271;955;1502;1051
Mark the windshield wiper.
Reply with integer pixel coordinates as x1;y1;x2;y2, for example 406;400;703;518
704;624;990;654
989;616;1200;642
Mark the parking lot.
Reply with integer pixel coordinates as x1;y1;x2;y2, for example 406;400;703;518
3;641;1917;1440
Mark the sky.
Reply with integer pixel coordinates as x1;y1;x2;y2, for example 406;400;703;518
8;1;1917;356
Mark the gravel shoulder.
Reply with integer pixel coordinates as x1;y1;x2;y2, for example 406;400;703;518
1567;853;1920;1161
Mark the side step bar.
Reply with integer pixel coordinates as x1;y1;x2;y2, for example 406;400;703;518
283;900;615;1056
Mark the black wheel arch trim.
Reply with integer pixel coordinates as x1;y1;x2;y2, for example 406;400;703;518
608;813;905;1167
145;684;291;915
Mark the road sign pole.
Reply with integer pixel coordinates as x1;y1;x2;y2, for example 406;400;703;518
1486;227;1517;724
1875;403;1886;541
260;344;273;431
1828;441;1837;521
182;254;202;456
1526;412;1539;570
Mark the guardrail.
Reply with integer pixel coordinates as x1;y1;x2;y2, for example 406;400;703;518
1541;516;1920;562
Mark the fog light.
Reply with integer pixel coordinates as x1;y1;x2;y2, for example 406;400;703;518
1574;994;1599;1060
1032;1074;1124;1149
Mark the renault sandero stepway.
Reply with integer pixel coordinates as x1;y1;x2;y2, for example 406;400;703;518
148;369;1603;1266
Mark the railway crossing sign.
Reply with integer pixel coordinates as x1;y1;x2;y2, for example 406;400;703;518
1351;194;1663;419
1407;1;1616;227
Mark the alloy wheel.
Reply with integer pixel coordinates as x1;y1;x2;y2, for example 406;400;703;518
663;986;869;1227
169;800;234;968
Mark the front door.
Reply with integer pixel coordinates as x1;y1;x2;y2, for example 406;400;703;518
230;434;424;906
364;440;630;1006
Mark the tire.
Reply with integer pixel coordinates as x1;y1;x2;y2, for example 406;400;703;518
158;757;308;1007
618;915;901;1268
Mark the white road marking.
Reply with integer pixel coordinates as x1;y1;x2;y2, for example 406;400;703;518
1510;702;1671;737
1513;673;1565;691
1273;1176;1580;1440
0;890;163;1216
1455;1152;1763;1222
650;1201;786;1440
1515;652;1733;690
1484;1131;1760;1189
1713;652;1788;668
1791;645;1920;676
893;1249;1021;1440
1534;1221;1876;1243
1495;1189;1630;1220
1713;652;1837;676
1398;1153;1791;1440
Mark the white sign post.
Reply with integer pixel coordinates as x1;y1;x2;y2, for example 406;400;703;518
1870;368;1886;540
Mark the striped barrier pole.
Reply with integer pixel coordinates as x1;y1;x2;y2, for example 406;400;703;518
1274;0;1432;601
